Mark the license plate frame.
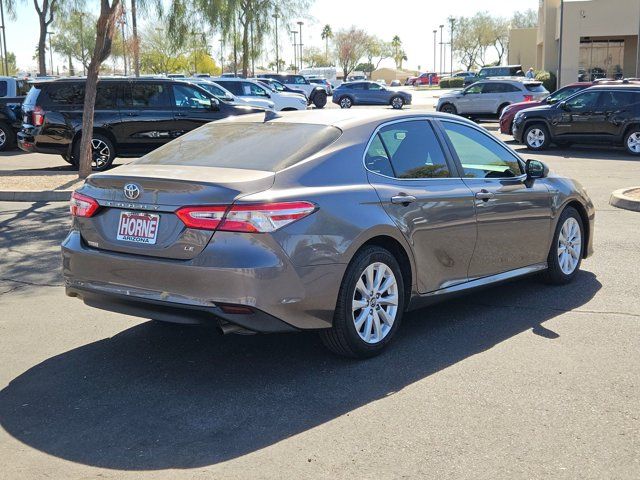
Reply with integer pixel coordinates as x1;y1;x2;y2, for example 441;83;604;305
116;211;160;245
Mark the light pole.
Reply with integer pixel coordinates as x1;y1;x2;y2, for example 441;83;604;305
250;19;254;77
449;17;455;75
439;24;444;74
291;29;298;72
297;21;304;71
119;9;127;76
0;0;8;76
219;38;224;73
433;30;437;72
48;31;55;76
272;12;279;73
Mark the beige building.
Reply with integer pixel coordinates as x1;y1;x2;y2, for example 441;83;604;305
510;0;640;87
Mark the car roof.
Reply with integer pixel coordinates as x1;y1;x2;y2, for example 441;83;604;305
475;78;539;84
214;109;474;130
586;84;640;91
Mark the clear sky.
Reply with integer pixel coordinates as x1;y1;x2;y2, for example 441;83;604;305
4;0;538;73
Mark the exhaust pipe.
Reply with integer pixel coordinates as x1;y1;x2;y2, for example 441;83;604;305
218;321;256;336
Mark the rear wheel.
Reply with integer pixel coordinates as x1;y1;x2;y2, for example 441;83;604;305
497;103;510;117
390;96;405;109
542;206;584;285
72;133;116;171
339;96;353;109
320;246;405;358
312;90;327;108
624;128;640;155
439;103;457;115
0;123;15;151
524;124;550;150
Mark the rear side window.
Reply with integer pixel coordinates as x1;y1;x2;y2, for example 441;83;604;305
95;83;120;109
44;83;85;106
524;83;546;92
218;81;242;96
366;121;451;179
0;81;7;97
130;83;170;108
550;86;583;102
23;86;41;106
137;123;342;172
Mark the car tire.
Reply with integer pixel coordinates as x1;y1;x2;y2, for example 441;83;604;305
0;122;15;151
523;123;550;150
541;206;584;285
312;91;327;109
623;127;640;155
390;96;404;109
61;153;76;165
439;103;457;115
319;246;405;358
497;103;510;117
72;133;116;171
339;96;353;109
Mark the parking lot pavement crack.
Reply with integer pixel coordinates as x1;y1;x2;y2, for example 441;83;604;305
467;301;640;319
0;278;63;288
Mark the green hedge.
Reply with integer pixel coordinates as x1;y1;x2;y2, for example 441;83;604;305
440;77;464;89
534;70;557;92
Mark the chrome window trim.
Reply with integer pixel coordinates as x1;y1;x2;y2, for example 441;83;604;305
361;116;462;182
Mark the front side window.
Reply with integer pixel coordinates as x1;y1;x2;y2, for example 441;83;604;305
173;84;211;109
365;121;451;179
241;82;268;97
291;75;308;85
131;83;170;108
549;86;583;102
270;81;285;92
367;82;383;91
565;91;600;111
441;121;523;179
465;84;483;94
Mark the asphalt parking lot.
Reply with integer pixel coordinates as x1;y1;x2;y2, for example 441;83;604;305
1;112;639;478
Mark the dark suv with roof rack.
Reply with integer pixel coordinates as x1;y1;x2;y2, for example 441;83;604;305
17;77;263;170
513;84;640;155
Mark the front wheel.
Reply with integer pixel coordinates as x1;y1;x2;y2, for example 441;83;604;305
390;96;404;109
542;206;584;285
339;96;353;109
524;124;550;150
312;91;327;108
439;103;457;115
624;128;640;155
319;246;405;358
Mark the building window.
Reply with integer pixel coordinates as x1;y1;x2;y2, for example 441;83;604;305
579;39;624;81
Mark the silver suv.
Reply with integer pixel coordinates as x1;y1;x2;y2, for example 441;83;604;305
437;79;549;117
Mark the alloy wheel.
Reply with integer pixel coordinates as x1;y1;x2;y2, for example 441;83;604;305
526;128;546;148
0;129;5;148
627;132;640;153
340;97;352;108
352;262;398;344
557;217;582;275
91;138;111;169
391;97;404;109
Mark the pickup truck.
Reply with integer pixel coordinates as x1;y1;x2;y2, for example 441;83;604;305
0;96;23;151
256;73;328;108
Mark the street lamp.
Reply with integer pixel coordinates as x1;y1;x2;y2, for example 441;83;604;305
0;0;8;76
48;31;55;76
272;11;279;73
297;21;304;71
439;24;444;74
290;28;298;72
118;9;127;76
449;17;455;76
433;30;437;72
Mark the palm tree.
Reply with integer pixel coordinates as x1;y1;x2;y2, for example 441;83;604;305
391;35;401;58
321;24;332;64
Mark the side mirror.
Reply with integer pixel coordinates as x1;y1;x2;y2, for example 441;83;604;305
209;99;220;111
559;101;570;111
546;97;558;105
525;159;548;180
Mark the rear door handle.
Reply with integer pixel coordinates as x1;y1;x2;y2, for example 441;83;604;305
391;194;417;205
475;190;495;201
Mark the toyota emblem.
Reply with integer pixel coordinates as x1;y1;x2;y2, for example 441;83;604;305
123;183;141;200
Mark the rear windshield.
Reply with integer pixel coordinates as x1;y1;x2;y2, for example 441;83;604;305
524;83;546;92
136;122;342;171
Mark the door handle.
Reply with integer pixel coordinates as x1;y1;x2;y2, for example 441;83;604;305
475;190;495;201
126;112;138;117
391;194;417;205
175;112;186;117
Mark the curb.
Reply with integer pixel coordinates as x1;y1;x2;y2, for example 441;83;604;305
609;187;640;212
0;190;72;202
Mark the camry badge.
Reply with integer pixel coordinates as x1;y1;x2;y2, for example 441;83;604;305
123;183;141;200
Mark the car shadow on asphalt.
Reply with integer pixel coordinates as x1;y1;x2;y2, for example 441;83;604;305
0;271;601;470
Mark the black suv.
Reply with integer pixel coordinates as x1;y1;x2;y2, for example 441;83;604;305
513;84;640;155
18;77;264;170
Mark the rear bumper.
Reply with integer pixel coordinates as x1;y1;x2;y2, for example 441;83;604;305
499;115;513;135
17;129;68;155
62;230;345;332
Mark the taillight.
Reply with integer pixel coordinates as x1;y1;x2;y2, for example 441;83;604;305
32;106;45;126
523;95;534;102
176;201;316;233
70;192;100;218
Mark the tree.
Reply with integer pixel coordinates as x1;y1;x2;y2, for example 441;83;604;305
139;21;189;73
321;24;332;63
492;16;510;65
303;46;330;68
511;9;538;29
390;35;407;69
268;58;285;71
334;27;368;80
78;0;121;179
0;52;18;75
363;36;392;77
52;10;96;75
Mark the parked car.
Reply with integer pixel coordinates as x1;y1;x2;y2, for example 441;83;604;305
255;77;306;97
332;81;412;109
390;80;401;87
436;79;549;118
477;65;524;79
513;84;640;155
257;73;328;108
214;77;307;111
62;110;594;358
375;79;387;86
17;78;263;170
306;76;333;95
499;82;593;134
0;76;30;98
189;78;275;110
0;96;23;151
453;71;478;86
406;72;440;86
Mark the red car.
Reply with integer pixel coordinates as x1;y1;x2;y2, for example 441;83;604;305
406;72;440;86
499;82;593;135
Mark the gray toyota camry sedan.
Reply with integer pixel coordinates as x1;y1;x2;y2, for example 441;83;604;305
63;110;594;358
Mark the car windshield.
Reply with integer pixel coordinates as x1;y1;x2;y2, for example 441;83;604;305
136;123;342;172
